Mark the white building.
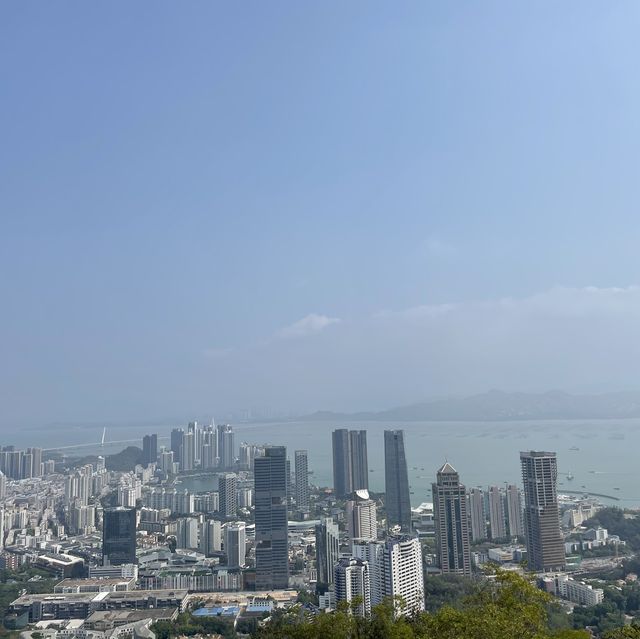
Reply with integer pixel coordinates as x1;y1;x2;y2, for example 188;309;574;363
352;539;384;605
383;535;425;615
334;557;371;616
199;519;222;556
346;489;377;542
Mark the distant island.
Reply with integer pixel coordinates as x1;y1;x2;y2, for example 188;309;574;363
294;389;640;422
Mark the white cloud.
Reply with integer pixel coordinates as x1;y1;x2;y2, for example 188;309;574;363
277;313;341;339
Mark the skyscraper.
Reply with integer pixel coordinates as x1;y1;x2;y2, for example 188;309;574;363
315;516;339;587
170;428;183;459
224;521;246;568
467;488;487;542
142;434;158;466
332;429;352;498
352;539;384;605
506;484;524;538
335;557;371;617
382;535;425;615
432;462;471;576
218;473;238;519
294;450;310;513
102;507;136;566
349;430;368;491
384;430;411;532
199;519;222;556
254;446;289;589
520;451;565;572
346;489;377;541
488;485;507;540
217;424;235;470
180;431;194;471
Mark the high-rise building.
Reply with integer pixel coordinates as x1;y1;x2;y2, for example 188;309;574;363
142;434;158;466
180;431;194;471
199;519;222;556
432;462;471;576
506;484;524;538
315;517;339;587
346;489;377;541
170;428;183;459
254;446;289;589
384;430;411;532
294;450;310;513
335;557;371;617
352;539;384;606
27;448;43;477
488;485;507;540
0;472;6;499
349;430;368;491
102;507;136;566
218;473;238;519
217;424;235;470
467;488;487;542
224;521;246;568
382;535;425;615
332;429;352;498
520;451;565;572
176;517;199;549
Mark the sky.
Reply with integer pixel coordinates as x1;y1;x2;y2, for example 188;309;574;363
2;2;640;427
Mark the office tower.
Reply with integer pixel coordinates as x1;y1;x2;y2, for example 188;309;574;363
506;484;524;538
384;430;411;532
468;488;487;542
488;485;507;540
170;428;184;458
176;517;199;549
352;539;384;606
102;507;136;566
332;429;352;498
180;431;195;471
382;535;425;614
520;451;566;572
346;489;377;541
187;421;201;465
142;434;158;466
199;519;222;556
217;424;235;469
254;446;289;589
315;516;339;586
432;462;471;576
335;557;371;616
218;473;238;519
224;521;246;568
294;450;310;513
350;430;369;491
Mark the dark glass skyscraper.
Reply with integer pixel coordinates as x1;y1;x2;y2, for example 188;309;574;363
384;430;411;532
102;506;136;566
432;462;471;576
254;446;289;589
142;434;158;466
332;429;369;498
520;451;566;572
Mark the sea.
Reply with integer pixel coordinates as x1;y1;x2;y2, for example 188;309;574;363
12;418;640;507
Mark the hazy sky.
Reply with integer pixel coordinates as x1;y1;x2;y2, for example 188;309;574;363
3;2;640;427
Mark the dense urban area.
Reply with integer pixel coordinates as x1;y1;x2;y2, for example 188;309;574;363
1;423;640;639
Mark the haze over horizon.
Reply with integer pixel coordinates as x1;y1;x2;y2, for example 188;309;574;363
3;3;640;429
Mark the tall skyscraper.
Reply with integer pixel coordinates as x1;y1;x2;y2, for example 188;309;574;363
180;431;194;471
335;557;371;617
176;517;199;549
467;488;487;542
520;451;565;572
218;473;238;519
506;484;524;538
332;429;369;499
102;507;136;566
199;519;222;556
346;489;377;541
142;434;158;466
294;450;310;513
382;535;425;615
384;430;411;532
217;424;235;470
332;429;352;498
315;516;339;586
254;446;289;589
224;521;246;568
488;485;507;540
170;428;183;459
349;430;368;491
432;462;471;576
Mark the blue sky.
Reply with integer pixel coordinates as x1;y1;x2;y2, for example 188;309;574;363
2;2;640;426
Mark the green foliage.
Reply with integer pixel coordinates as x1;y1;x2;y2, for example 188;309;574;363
254;570;591;639
423;573;477;613
585;508;640;551
152;611;236;639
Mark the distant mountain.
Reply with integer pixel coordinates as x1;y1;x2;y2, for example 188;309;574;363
300;390;640;422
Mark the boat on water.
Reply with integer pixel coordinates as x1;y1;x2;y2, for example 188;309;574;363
569;446;580;451
566;473;574;480
614;487;621;491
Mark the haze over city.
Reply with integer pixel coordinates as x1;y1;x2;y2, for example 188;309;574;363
4;2;640;429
